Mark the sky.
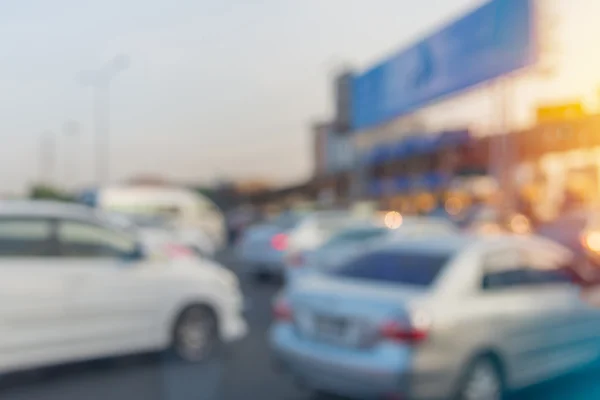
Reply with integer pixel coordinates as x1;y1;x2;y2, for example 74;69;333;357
0;0;598;194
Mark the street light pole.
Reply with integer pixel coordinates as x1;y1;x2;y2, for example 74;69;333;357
81;55;129;187
63;120;81;190
40;131;55;186
94;82;110;187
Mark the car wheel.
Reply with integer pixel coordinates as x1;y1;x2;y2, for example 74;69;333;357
455;357;503;400
172;305;219;362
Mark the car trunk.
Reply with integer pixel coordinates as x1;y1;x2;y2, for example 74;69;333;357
288;275;427;349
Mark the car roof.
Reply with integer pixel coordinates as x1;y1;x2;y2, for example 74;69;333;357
374;233;546;255
307;210;354;220
396;216;456;227
335;224;386;233
0;200;97;220
376;234;474;254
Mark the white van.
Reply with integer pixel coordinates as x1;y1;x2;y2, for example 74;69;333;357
84;185;226;251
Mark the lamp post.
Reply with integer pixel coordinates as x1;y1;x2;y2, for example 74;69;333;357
39;131;56;186
63;120;81;190
80;55;129;186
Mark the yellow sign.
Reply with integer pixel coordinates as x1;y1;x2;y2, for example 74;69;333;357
536;103;585;123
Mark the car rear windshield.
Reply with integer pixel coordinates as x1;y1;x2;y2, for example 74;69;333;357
331;250;451;287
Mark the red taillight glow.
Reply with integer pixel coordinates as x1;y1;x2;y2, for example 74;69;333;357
379;320;428;344
271;234;288;251
165;243;194;258
272;298;293;321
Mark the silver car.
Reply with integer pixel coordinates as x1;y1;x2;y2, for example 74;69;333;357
270;234;600;399
235;211;305;279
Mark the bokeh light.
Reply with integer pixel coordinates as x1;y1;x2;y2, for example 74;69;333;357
384;211;403;229
584;231;600;253
510;214;531;235
444;196;463;216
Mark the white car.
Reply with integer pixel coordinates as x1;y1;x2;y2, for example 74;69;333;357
89;184;227;250
103;212;216;259
0;200;247;374
283;211;379;277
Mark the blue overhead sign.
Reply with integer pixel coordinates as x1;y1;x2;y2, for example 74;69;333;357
351;0;537;130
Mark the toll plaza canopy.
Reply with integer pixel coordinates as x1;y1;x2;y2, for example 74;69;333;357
364;129;472;166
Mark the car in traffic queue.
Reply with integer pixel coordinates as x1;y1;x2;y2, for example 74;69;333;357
0;200;247;374
537;208;600;286
283;210;384;282
80;184;228;251
103;211;216;259
269;233;600;400
235;210;307;280
226;205;264;246
287;216;459;284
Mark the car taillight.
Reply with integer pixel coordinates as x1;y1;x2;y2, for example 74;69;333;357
271;233;288;251
379;310;431;344
165;243;194;258
272;297;293;321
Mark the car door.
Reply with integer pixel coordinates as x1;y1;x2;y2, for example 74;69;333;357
516;243;597;382
521;242;600;375
56;218;163;358
476;244;582;388
0;216;70;371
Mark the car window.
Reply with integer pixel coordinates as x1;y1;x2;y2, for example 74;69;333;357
482;268;571;289
331;250;451;287
0;218;55;257
521;246;573;285
482;248;571;290
58;220;137;258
